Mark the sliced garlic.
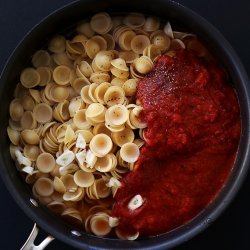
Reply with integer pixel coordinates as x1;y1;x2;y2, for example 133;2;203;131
76;133;86;149
106;177;121;188
108;216;119;228
85;149;97;168
56;150;75;167
76;150;87;166
15;149;32;166
21;166;34;175
128;194;143;210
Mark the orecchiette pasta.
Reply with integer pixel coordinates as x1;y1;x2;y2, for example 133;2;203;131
7;11;206;240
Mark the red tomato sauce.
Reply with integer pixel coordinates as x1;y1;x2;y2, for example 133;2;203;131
112;50;241;237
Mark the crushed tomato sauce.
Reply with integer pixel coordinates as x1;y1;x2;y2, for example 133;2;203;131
112;50;241;237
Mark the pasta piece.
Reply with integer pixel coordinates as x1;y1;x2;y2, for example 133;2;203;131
110;66;129;79
169;39;186;50
48;35;66;53
37;67;52;86
60;174;77;192
53;176;66;193
29;89;41;104
21;130;40;145
85;39;101;59
7;127;20;145
9;99;24;122
52;52;72;67
77;22;95;38
90;13;112;34
94;51;113;72
129;106;147;128
90;72;110;85
104;86;125;106
32;50;51;68
9;119;22;132
111;58;128;71
113;25;130;43
50;85;69;102
111;77;126;87
64;125;75;145
94;82;111;104
14;83;28;99
105;123;125;133
143;44;161;61
20;68;40;88
86;103;106;123
90;212;112;236
129;64;144;79
77;61;93;77
89;134;113;157
120;142;140;163
143;16;160;32
59;163;79;176
131;35;150;54
102;34;115;50
94;153;116;172
151;31;171;52
133;138;145;148
21;94;35;111
47;201;66;214
93;123;111;137
111;127;134;147
73;109;92;130
80;162;96;173
62;211;83;227
66;36;86;55
118;51;138;64
134;56;153;74
123;13;145;29
23;145;40;161
95;178;111;198
53;65;71;85
122;79;138;96
81;85;94;104
36;153;56;173
89;36;107;53
105;104;129;126
34;177;54;197
33;103;53;124
91;58;101;73
118;30;136;51
63;187;84;201
74;170;94;187
87;83;98;103
69;96;85;117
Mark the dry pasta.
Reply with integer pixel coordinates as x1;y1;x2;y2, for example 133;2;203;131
7;12;206;240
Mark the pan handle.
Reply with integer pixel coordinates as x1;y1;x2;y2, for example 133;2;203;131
21;223;54;250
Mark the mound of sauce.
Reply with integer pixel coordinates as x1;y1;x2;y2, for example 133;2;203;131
112;50;241;237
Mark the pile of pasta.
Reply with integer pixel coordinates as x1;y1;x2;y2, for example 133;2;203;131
7;12;206;240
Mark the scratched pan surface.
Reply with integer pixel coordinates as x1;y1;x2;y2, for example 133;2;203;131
0;0;250;249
